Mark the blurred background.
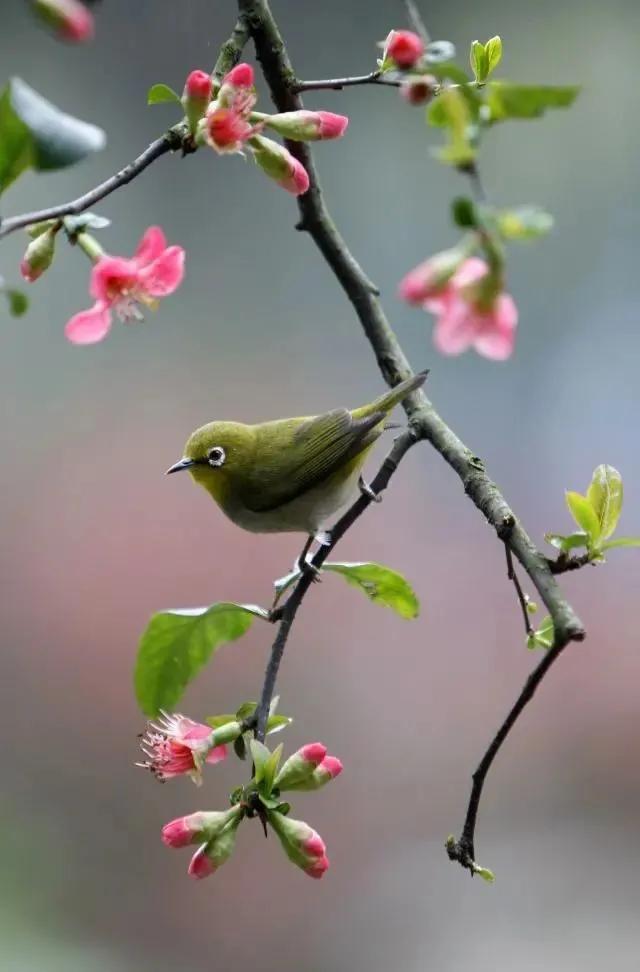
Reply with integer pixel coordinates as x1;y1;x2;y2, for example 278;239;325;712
2;1;640;969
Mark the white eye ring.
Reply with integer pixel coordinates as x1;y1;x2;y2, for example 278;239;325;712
207;446;226;468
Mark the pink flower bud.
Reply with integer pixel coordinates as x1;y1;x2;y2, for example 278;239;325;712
283;754;343;791
385;29;425;69
400;75;436;105
275;742;327;789
268;811;330;879
223;63;254;89
398;248;467;305
162;808;240;848
32;0;94;43
20;227;56;283
182;70;212;132
187;817;241;880
263;110;349;142
250;135;310;196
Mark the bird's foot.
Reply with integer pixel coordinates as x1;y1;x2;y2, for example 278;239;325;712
314;530;332;547
296;553;322;582
359;475;382;503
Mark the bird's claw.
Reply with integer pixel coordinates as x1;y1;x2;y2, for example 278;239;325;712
359;475;382;503
297;556;322;582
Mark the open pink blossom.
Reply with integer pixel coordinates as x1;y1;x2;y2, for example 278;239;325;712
65;226;184;345
205;106;258;154
137;711;226;785
426;257;518;360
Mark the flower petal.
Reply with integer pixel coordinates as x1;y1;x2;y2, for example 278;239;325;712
90;256;138;301
473;295;518;360
205;744;228;766
65;301;112;344
138;246;185;297
432;299;479;355
134;226;167;267
451;256;489;289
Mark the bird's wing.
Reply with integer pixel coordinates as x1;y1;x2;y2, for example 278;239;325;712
239;408;385;513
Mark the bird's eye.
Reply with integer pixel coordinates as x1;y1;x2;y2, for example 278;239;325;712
207;446;226;468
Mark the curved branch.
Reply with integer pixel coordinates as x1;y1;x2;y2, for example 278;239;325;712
240;0;586;871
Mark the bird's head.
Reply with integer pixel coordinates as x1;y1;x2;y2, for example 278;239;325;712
167;421;254;500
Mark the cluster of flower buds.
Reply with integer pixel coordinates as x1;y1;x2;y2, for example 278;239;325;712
145;713;342;881
399;250;517;360
380;29;438;106
32;0;94;43
179;63;348;196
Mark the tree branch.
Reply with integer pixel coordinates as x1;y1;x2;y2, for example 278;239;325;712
0;17;250;240
505;544;533;637
292;71;401;93
254;430;417;741
240;0;586;871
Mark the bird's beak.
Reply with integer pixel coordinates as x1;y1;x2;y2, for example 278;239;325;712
165;457;196;475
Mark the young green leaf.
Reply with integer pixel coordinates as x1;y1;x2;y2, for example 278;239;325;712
266;714;293;735
206;714;239;729
486;82;579;123
565;491;600;543
527;615;555;650
484;36;503;76
63;213;111;234
451;196;477;228
0;78;105;193
432;87;476;166
470;40;489;84
235;701;258;721
495;206;553;241
586;465;623;541
324;562;419;619
147;83;182;106
473;864;496;883
544;531;589;553
601;537;640;551
5;288;28;316
249;739;272;783
135;602;259;716
261;743;284;795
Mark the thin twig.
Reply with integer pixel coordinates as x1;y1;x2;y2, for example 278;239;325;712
0;17;250;240
446;637;567;873
292;72;401;93
240;0;586;871
405;0;431;45
505;543;533;636
254;431;416;741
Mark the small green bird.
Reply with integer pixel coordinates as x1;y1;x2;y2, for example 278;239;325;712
167;371;427;568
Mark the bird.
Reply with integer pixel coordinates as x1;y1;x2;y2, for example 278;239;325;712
166;371;427;571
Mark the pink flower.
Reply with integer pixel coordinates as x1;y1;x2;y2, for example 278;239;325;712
275;742;327;789
300;742;328;764
188;845;218;879
427;258;518;360
251;135;310;196
398;248;465;305
137;711;226;785
319;755;343;779
65;226;184;345
216;63;257;118
163;807;242;848
264;110;349;141
281;752;343;791
186;815;242;880
223;63;254;89
386;30;425;68
205;107;257;154
33;0;94;43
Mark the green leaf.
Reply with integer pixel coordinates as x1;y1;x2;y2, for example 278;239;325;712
261;743;284;795
473;864;496;883
0;78;105;193
273;568;301;605
147;83;181;106
451;196;477;228
495;205;553;240
486;81;579;123
5;288;28;316
135;602;259;716
601;537;640;551
565;491;600;543
266;714;292;735
586;465;623;541
233;735;247;760
432;87;476;165
544;531;589;553
324;562;419;619
470;41;489;84
484;36;503;76
429;62;470;85
527;615;555;650
249;739;272;783
206;714;238;729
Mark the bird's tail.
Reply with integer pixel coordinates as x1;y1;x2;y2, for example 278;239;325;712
368;370;429;415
